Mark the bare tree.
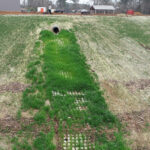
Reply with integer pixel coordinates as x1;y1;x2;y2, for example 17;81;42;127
71;0;79;9
142;0;150;14
72;0;79;4
94;0;112;5
28;0;49;8
57;0;66;9
119;0;135;12
120;0;129;4
119;0;150;13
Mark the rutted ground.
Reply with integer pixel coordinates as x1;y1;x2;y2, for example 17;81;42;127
0;15;150;149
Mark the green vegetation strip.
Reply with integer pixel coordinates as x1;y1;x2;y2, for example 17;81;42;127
12;30;130;150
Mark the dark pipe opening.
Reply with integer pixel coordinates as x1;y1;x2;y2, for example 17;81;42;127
53;27;59;34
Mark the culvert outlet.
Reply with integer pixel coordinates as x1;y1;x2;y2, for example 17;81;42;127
52;26;60;34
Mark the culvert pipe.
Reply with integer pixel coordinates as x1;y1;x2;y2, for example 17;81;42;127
52;26;60;34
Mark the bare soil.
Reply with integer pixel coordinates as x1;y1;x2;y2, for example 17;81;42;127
119;109;150;150
124;79;150;92
119;108;150;132
0;82;29;93
0;117;51;136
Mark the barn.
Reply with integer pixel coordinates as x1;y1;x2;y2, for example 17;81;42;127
0;0;21;12
90;5;115;14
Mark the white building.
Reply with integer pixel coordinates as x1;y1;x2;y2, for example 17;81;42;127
90;5;115;14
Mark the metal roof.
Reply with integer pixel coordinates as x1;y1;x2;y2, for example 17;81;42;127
92;5;115;10
81;9;89;13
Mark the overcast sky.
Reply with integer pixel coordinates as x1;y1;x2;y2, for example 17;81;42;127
52;0;93;4
21;0;96;5
21;0;116;5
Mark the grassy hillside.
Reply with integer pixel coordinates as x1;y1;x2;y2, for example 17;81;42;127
0;15;150;150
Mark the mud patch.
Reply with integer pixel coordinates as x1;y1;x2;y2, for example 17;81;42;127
119;108;150;132
103;79;150;93
0;117;51;136
125;79;150;92
0;117;33;135
0;82;29;93
119;109;150;150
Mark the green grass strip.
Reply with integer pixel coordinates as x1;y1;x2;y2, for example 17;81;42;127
18;29;130;150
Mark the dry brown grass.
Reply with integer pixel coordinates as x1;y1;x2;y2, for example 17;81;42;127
0;93;21;119
0;134;12;150
74;16;150;149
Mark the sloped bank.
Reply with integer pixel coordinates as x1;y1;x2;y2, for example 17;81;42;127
12;29;129;150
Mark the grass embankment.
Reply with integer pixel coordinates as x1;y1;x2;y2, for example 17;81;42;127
0;16;36;76
101;17;150;47
74;16;150;149
12;29;129;150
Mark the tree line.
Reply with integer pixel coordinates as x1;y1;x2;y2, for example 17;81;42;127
119;0;150;14
27;0;150;14
57;0;150;14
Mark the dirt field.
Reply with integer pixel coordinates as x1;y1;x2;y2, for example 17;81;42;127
0;15;150;150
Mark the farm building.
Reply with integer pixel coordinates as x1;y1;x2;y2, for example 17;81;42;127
90;5;115;14
0;0;20;12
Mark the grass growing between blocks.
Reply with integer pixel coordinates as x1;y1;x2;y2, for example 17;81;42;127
12;29;129;150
